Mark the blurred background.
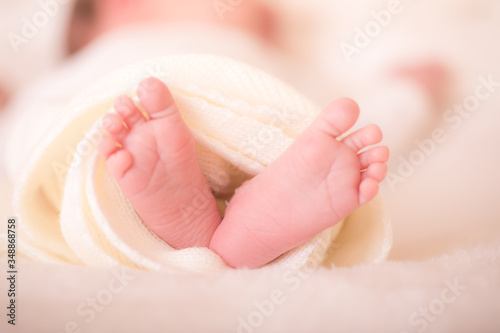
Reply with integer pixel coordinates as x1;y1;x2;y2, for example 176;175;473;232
0;0;499;262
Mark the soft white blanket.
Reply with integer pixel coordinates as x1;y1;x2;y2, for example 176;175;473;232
3;242;499;333
1;0;499;332
10;55;391;272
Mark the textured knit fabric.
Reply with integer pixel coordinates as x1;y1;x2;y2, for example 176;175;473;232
13;55;392;272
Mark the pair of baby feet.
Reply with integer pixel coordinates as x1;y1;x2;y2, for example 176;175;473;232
98;78;389;268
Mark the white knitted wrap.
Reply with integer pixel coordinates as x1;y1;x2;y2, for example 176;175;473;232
14;55;392;272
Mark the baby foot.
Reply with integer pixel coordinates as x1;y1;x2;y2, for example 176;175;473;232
210;98;389;268
98;78;221;249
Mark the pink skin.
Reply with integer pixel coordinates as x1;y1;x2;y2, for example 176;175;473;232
98;78;221;248
98;78;389;268
67;0;277;55
211;99;388;268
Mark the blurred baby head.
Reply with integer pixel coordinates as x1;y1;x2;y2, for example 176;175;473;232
67;0;276;55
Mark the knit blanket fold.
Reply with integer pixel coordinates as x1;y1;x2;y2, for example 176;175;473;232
14;55;392;272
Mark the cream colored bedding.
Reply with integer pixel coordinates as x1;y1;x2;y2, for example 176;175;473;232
10;55;391;272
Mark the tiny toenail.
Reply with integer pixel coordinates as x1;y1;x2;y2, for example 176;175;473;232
104;117;121;132
145;77;159;90
101;117;114;130
115;100;130;111
138;78;158;96
118;105;132;116
115;96;129;106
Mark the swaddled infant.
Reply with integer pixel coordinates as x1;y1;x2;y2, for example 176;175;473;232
97;77;389;268
67;0;389;268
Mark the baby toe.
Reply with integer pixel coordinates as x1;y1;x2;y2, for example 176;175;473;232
102;113;127;140
342;124;383;153
314;98;360;138
137;77;178;119
361;162;387;182
114;95;146;128
105;149;133;180
359;146;390;170
98;135;120;160
359;178;379;206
